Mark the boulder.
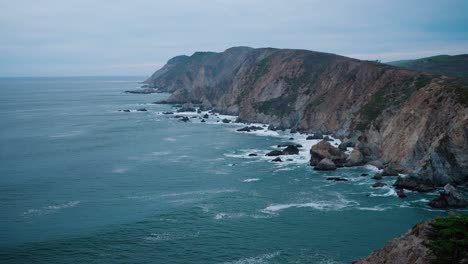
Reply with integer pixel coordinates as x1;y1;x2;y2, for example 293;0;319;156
367;160;384;170
177;103;196;112
197;109;202;113
326;177;348;182
323;136;334;141
290;128;297;134
314;158;337;170
309;141;348;166
122;109;130;112
267;125;277;131
203;114;209;119
344;149;365;167
361;173;369;177
237;126;263;132
272;157;282;162
248;153;257;157
382;163;407;176
201;119;206;123
429;184;468;208
222;118;231;123
137;108;147;112
393;176;435;192
372;182;387;188
277;143;302;148
180;116;190;122
372;173;383;180
265;150;283;156
338;141;354;151
282;145;300;155
306;132;323;140
396;188;407;198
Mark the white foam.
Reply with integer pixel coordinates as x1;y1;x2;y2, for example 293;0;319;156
243;178;261;182
369;187;397;197
22;201;80;216
220;252;280;264
357;206;391;211
262;196;358;213
50;130;83;138
112;167;129;173
163;137;177;142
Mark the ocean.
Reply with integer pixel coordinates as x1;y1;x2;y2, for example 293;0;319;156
0;76;448;263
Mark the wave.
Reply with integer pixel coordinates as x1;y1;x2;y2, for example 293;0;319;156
243;178;260;182
214;212;271;220
357;206;391;211
220;251;280;264
368;187;397;197
112;167;129;173
22;201;80;216
262;196;358;213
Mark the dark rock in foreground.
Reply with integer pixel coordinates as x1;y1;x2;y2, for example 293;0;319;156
429;184;468;208
393;176;435;192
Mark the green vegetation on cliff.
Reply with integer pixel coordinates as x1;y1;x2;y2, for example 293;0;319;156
429;215;468;264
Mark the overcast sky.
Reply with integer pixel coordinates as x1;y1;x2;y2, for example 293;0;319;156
1;0;467;76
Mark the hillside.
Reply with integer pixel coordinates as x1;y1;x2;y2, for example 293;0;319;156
387;54;468;80
144;47;468;186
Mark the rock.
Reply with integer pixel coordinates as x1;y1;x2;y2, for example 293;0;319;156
310;141;348;167
197;109;202;113
326;177;348;182
203;114;209;119
344;149;365;167
367;160;384;170
314;158;337;170
137;108;147;111
290;128;297;133
286;159;293;161
338;141;354;151
372;182;387;188
393;176;435;192
361;173;369;177
306;133;323;140
237;126;263;132
265;150;283;156
222;119;231;123
323;135;334;141
396;188;407;198
248;153;257;157
372;173;383;180
282;145;300;155
382;163;406;176
201;119;206;123
272;157;282;162
177;103;196;112
277;143;302;148
124;88;156;94
429;184;468;208
180;116;190;122
122;109;130;112
289;137;294;140
191;116;197;118
162;111;174;115
267;125;277;131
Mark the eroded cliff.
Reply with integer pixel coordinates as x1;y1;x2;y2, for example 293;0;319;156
145;47;468;186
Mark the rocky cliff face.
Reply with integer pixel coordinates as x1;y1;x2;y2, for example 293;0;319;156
145;47;468;186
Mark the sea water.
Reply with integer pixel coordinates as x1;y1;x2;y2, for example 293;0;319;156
0;77;454;263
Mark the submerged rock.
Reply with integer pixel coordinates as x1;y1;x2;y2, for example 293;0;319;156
122;109;130;112
248;153;257;157
179;116;190;122
396;188;407;198
222;118;231;123
203;113;209;119
314;158;336;170
201;119;206;123
372;182;387;188
326;177;348;182
361;173;369;177
137;108;147;111
429;184;468;208
372;173;383;180
272;157;282;162
162;111;174;115
237;126;263;132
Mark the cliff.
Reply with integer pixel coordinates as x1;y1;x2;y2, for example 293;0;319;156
387;54;468;81
145;47;468;186
353;214;468;264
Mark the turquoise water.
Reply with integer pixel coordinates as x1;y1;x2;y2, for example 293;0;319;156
0;77;446;263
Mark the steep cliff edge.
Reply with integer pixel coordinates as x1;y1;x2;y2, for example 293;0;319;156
145;47;468;186
353;214;468;264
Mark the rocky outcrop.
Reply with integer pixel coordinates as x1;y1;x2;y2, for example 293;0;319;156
393;176;435;192
145;47;468;186
309;141;348;167
353;219;436;264
429;184;468;208
344;149;365;167
354;215;468;264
